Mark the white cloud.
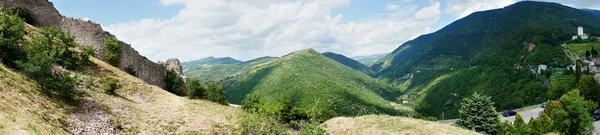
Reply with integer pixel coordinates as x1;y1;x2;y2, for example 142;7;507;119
444;0;516;19
105;0;442;61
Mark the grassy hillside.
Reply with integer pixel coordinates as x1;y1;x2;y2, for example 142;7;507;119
351;53;388;67
0;63;69;134
222;49;404;120
371;1;600;119
181;57;241;72
183;56;278;82
323;52;374;76
323;115;480;135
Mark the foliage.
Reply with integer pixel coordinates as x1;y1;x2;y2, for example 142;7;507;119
242;94;309;123
0;9;26;68
528;117;543;135
288;120;327;135
225;49;402;120
185;78;206;99
104;36;121;66
124;66;136;77
500;120;515;135
539;111;553;134
205;82;227;105
36;27;89;70
233;113;289;135
549;75;577;99
512;114;529;135
164;69;182;95
577;75;600;107
548;90;596;135
455;93;500;134
100;77;118;95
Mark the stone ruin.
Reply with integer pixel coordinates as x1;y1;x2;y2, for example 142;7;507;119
0;0;184;89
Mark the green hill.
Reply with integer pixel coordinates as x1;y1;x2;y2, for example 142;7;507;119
181;57;241;71
371;1;600;119
323;52;374;76
222;49;404;120
182;57;276;82
351;53;387;66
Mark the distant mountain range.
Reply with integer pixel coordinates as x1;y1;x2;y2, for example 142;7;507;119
351;53;388;66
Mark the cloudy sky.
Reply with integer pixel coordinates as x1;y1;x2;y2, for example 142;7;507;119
49;0;599;62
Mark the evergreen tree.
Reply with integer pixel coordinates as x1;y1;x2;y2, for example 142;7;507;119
591;47;598;57
501;120;515;135
539;111;554;134
585;50;591;59
104;36;122;66
528;117;543;135
512;114;529;135
456;93;500;134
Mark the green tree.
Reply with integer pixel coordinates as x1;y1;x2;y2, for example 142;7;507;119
501;120;515;135
551;90;596;135
512;114;529;135
577;75;600;107
548;75;577;99
185;78;206;99
104;36;121;66
528;117;543;135
205;82;227;105
164;69;182;95
585;50;591;59
456;93;500;134
591;47;598;57
539;111;553;134
0;8;26;67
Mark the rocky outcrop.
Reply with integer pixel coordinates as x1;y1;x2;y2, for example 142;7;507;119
164;58;183;76
0;0;182;89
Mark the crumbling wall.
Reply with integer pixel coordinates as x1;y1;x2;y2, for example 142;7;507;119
0;0;180;88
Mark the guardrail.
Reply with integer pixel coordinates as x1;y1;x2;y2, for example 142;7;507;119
436;104;543;123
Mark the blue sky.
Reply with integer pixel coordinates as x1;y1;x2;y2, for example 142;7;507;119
49;0;599;61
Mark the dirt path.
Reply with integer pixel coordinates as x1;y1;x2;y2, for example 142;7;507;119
66;96;122;135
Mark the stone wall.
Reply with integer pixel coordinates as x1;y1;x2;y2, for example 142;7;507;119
0;0;181;89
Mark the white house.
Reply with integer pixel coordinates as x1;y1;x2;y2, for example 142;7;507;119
572;26;590;40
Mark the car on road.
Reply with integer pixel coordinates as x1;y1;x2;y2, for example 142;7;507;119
541;101;547;108
593;109;600;121
502;110;517;117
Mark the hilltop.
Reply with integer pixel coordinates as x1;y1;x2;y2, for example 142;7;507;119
222;49;405;120
371;1;600;118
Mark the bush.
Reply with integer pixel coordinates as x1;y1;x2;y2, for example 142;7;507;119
0;8;26;68
37;27;88;69
185;78;206;99
124;66;136;77
205;82;227;105
577;75;600;107
242;95;309;123
100;77;118;95
164;69;182;95
455;93;500;134
104;36;121;66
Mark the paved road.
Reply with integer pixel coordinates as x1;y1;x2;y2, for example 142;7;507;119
500;106;600;134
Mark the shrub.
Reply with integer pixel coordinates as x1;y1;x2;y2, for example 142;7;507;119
242;95;308;123
288;120;327;135
124;66;136;77
164;69;182;95
32;27;89;70
206;82;227;105
104;36;121;66
0;8;26;67
455;93;500;134
185;78;206;99
100;77;118;95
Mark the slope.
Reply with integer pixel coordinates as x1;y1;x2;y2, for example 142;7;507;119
183;56;278;82
371;1;600;119
323;52;375;76
222;49;403;120
351;53;388;67
181;57;242;72
0;57;243;134
323;115;479;135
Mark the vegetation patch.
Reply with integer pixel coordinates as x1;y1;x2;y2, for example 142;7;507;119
104;36;121;67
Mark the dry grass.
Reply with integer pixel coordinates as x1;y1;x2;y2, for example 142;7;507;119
86;58;243;134
323;115;480;135
0;64;69;134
